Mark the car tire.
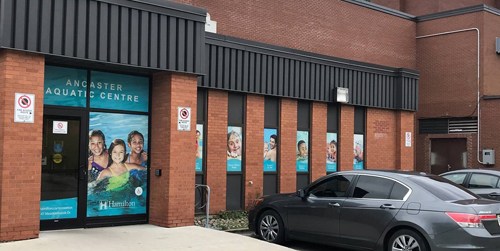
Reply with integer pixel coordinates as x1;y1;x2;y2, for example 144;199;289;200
257;210;285;244
388;229;428;251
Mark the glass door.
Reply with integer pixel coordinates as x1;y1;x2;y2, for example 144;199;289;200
40;108;88;230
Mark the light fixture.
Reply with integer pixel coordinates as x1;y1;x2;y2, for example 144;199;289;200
335;87;349;103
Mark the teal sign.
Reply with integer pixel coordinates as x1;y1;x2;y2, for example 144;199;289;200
44;66;149;112
263;128;277;172
40;197;78;220
327;133;337;172
44;66;87;107
90;71;149;112
227;126;243;172
296;131;309;172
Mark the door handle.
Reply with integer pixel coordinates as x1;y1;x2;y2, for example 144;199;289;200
79;165;87;180
328;202;340;208
488;192;500;197
380;204;396;209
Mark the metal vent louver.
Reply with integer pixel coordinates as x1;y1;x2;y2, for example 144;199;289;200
448;118;478;133
419;117;477;134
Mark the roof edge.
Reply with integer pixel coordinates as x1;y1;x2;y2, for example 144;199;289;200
341;0;416;20
206;32;419;78
416;4;500;22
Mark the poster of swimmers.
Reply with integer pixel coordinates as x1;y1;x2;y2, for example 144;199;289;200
196;124;203;172
87;112;149;217
227;126;243;172
327;133;338;172
354;134;364;170
296;131;309;172
263;128;278;172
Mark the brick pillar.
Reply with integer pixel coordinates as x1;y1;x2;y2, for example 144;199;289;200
339;105;354;171
244;95;264;210
366;108;397;170
279;98;297;193
206;90;227;213
150;72;197;227
0;50;44;241
311;102;327;182
396;111;415;171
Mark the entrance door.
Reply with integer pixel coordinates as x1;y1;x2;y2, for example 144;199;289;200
40;108;88;230
430;138;467;175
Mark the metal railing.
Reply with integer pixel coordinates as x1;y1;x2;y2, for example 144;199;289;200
195;184;210;228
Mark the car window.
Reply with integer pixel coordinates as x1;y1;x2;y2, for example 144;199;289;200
469;174;499;189
408;175;479;201
352;176;395;199
389;182;410;200
308;175;353;198
441;173;467;186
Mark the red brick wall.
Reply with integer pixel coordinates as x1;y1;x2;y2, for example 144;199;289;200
178;0;416;69
150;72;197;227
370;0;405;12
415;12;495;171
396;111;415;171
206;90;227;213
417;13;481;119
311;102;327;182
366;108;397;170
244;95;264;210
405;0;495;16
0;50;44;241
478;99;500;168
339;105;354;171
482;13;500;96
279;99;297;193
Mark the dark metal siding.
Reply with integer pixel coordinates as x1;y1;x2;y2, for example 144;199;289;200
201;33;419;111
0;0;206;75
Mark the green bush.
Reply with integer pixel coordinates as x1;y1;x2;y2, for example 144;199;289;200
217;210;248;220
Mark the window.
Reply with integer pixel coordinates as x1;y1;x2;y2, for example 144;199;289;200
441;173;467;186
408;176;478;201
353;176;395;199
308;175;353;198
469;174;500;189
389;182;410;200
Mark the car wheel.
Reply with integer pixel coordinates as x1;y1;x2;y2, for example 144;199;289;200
388;229;428;251
258;210;285;244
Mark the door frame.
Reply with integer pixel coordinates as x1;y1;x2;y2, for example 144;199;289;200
40;106;89;230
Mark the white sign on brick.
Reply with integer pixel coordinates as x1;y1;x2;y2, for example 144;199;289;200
405;132;411;147
177;107;191;131
14;93;35;123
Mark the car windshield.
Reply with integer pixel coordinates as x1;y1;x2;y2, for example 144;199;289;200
408;175;480;201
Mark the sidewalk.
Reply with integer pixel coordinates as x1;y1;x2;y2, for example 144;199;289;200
0;225;294;251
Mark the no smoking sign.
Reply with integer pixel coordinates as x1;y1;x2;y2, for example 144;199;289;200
177;107;191;131
14;93;35;123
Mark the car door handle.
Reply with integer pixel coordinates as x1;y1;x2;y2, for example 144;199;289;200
488;192;500;197
328;202;340;208
380;204;396;209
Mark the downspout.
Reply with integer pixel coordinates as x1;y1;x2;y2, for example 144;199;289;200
416;28;482;165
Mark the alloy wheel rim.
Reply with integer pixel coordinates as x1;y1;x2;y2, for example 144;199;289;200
260;215;279;242
392;234;420;251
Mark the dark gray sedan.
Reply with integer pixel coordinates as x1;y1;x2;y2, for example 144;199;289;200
248;170;500;251
441;169;500;201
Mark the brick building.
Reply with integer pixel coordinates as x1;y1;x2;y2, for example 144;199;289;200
10;0;494;242
369;0;500;174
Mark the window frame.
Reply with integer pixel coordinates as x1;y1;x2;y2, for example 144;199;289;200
349;174;412;201
441;172;468;187
467;173;500;189
307;174;354;199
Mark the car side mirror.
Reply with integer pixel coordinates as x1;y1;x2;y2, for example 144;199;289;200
297;189;307;198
